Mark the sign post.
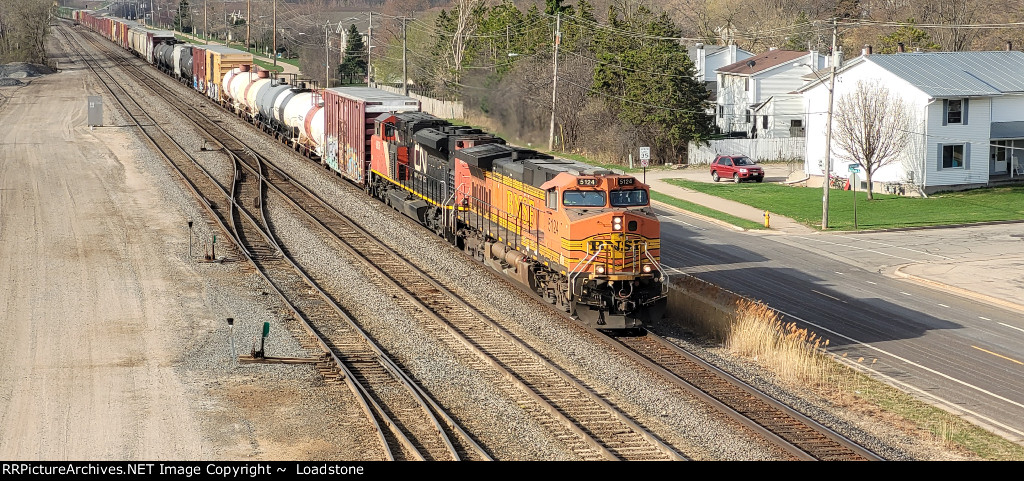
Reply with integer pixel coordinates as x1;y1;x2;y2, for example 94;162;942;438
639;147;650;184
849;164;860;229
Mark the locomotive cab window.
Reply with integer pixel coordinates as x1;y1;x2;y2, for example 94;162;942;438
609;189;649;207
546;188;558;210
563;190;607;207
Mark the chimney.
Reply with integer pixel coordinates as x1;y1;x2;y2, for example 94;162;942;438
897;42;905;53
862;44;872;56
809;49;819;69
1008;41;1014;51
728;41;737;64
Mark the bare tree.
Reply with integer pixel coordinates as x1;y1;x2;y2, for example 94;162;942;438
834;80;910;199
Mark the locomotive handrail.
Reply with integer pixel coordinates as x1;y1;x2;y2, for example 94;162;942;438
642;242;669;289
567;243;605;300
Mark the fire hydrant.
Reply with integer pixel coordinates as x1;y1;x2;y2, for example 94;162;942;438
764;210;771;228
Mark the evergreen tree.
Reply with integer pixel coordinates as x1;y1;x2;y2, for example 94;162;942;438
878;19;940;54
338;24;367;84
593;5;714;162
172;0;192;34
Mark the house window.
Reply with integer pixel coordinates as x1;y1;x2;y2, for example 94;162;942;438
762;115;768;129
718;105;723;118
942;144;964;168
946;99;963;124
744;77;750;91
790;119;803;128
745;110;751;123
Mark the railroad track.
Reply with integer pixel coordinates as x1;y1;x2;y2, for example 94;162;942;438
611;333;883;460
61;22;883;461
57;23;483;461
64;25;688;460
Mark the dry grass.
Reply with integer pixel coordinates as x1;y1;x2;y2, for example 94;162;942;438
665;272;1024;460
725;300;839;385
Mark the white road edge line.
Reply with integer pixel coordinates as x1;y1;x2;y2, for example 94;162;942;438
778;309;1024;439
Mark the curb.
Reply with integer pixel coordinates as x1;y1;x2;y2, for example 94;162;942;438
892;265;1024;315
651;199;746;232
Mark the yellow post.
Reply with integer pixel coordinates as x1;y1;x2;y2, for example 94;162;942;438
764;211;771;228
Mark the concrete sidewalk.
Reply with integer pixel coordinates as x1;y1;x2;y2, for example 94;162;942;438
643;163;1024;314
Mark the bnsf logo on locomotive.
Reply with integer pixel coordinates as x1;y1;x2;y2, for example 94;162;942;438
588;237;646;254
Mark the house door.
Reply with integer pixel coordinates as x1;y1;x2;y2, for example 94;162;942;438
991;141;1010;175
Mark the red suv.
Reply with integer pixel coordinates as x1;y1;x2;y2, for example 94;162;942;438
711;155;764;183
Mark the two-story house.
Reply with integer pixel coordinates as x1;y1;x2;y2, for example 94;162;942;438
799;50;1024;194
715;49;828;137
687;42;753;100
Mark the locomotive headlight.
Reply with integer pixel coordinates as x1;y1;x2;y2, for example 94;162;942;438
596;266;606;275
642;264;653;273
612;216;623;231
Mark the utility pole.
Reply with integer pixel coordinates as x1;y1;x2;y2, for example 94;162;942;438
367;11;373;85
246;0;250;53
272;0;277;68
821;18;837;230
325;21;330;89
402;16;408;96
204;0;208;44
548;13;560;152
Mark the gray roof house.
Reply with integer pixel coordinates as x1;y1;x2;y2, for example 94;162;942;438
799;50;1024;193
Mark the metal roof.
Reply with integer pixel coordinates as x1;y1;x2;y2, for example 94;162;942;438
865;51;1024;97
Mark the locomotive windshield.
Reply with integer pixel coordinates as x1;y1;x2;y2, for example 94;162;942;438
609;189;649;207
563;190;607;207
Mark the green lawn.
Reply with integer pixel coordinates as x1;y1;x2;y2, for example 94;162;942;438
650;192;766;230
664;179;1024;230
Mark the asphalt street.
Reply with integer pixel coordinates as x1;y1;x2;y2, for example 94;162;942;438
651;193;1024;443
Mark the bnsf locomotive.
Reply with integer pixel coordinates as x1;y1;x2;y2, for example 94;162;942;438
62;9;668;330
368;113;667;329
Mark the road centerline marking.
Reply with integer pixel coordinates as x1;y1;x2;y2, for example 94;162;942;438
972;346;1024;366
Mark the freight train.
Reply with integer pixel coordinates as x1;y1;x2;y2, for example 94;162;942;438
61;9;668;330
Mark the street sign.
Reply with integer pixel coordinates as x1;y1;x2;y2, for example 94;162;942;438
639;147;650;167
848;163;861;173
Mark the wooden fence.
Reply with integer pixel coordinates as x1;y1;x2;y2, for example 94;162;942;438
688;137;804;165
373;83;465;120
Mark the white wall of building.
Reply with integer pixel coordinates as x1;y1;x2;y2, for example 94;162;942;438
802;60;931;184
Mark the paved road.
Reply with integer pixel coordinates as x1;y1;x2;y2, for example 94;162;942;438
648;166;1024;442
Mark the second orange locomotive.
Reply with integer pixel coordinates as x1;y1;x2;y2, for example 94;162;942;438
369;112;667;329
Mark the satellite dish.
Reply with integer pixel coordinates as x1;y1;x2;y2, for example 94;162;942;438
747;60;756;68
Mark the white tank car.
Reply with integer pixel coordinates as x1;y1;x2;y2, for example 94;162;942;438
271;88;299;128
307;108;325;155
243;72;273;117
281;91;322;149
224;67;256;111
172;44;192;81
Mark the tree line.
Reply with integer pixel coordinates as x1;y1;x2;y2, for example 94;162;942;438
0;0;53;64
373;0;715;165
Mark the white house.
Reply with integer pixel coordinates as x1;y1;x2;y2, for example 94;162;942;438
687;42;753;99
751;94;805;138
715;49;828;136
799;50;1024;194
